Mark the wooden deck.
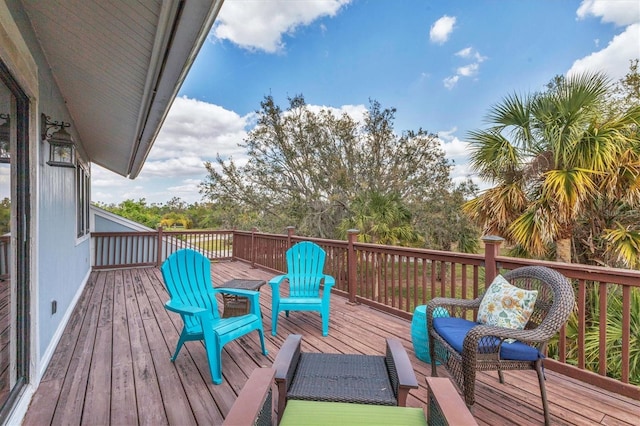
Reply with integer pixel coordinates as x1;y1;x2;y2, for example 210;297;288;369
23;261;639;425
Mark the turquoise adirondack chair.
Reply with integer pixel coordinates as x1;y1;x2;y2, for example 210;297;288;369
269;241;336;336
161;248;268;384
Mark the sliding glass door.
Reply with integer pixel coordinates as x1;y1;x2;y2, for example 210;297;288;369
0;60;30;418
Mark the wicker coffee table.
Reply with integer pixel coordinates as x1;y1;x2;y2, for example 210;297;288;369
216;278;266;318
273;334;419;417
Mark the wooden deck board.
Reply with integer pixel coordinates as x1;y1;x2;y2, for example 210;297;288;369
82;270;112;425
22;262;640;425
111;269;138;426
123;268;168;426
51;272;104;426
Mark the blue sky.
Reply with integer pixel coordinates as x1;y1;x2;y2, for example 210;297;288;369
92;0;640;205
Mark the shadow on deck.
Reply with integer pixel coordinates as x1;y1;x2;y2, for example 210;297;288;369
23;261;640;425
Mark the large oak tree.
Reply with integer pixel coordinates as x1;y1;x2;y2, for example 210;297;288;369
200;95;470;246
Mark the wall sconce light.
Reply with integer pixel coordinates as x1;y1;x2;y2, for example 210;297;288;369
42;113;75;168
0;113;9;164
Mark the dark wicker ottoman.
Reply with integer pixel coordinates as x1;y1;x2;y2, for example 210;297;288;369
273;334;419;419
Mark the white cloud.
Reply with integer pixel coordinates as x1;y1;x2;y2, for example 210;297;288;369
443;75;459;89
444;47;487;89
213;0;352;53
430;16;456;44
306;103;367;123
140;156;212;178
92;171;140;188
456;47;473;58
438;128;470;161
150;96;253;162
91;98;369;204
457;63;479;77
456;47;487;62
166;179;202;199
436;128;488;190
577;0;640;26
567;23;640;80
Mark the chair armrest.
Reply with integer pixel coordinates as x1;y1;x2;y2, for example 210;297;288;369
385;338;419;406
426;377;478;425
269;275;287;287
269;275;287;306
223;367;276;426
165;300;214;329
321;275;335;304
165;300;206;316
428;297;481;316
427;297;481;330
322;275;335;289
273;334;303;419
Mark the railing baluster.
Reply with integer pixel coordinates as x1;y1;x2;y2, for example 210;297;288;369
578;279;586;370
621;285;630;383
598;281;608;376
450;262;456;298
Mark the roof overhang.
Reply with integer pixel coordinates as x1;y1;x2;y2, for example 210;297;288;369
22;0;223;178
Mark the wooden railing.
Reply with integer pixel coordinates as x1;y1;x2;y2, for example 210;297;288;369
92;228;233;269
233;228;640;400
91;227;639;400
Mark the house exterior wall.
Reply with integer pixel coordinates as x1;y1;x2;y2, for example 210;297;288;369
2;0;91;392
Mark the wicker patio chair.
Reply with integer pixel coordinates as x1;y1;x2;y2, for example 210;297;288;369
427;266;575;426
273;334;419;420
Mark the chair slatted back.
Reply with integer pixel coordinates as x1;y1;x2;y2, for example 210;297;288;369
286;242;326;298
161;249;220;329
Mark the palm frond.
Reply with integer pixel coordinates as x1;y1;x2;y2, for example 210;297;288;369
541;168;597;220
467;130;522;182
604;224;640;269
508;207;555;255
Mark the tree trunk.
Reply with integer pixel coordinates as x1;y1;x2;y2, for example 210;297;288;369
556;238;572;263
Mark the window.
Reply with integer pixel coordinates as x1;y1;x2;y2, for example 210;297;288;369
76;162;90;238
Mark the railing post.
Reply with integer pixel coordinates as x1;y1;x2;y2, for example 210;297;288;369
286;226;295;248
482;235;504;284
231;227;237;261
347;229;359;304
156;226;163;267
251;227;258;268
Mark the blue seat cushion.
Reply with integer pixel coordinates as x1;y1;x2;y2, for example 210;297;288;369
433;317;543;361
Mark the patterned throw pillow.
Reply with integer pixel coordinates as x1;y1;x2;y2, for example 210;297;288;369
477;274;538;329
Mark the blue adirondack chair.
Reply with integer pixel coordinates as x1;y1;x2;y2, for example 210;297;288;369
161;248;268;384
269;241;336;336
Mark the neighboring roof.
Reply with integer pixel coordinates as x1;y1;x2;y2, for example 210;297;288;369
91;204;155;232
22;0;224;178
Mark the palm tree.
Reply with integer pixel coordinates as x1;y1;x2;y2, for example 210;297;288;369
464;72;640;265
338;191;421;300
339;190;419;246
